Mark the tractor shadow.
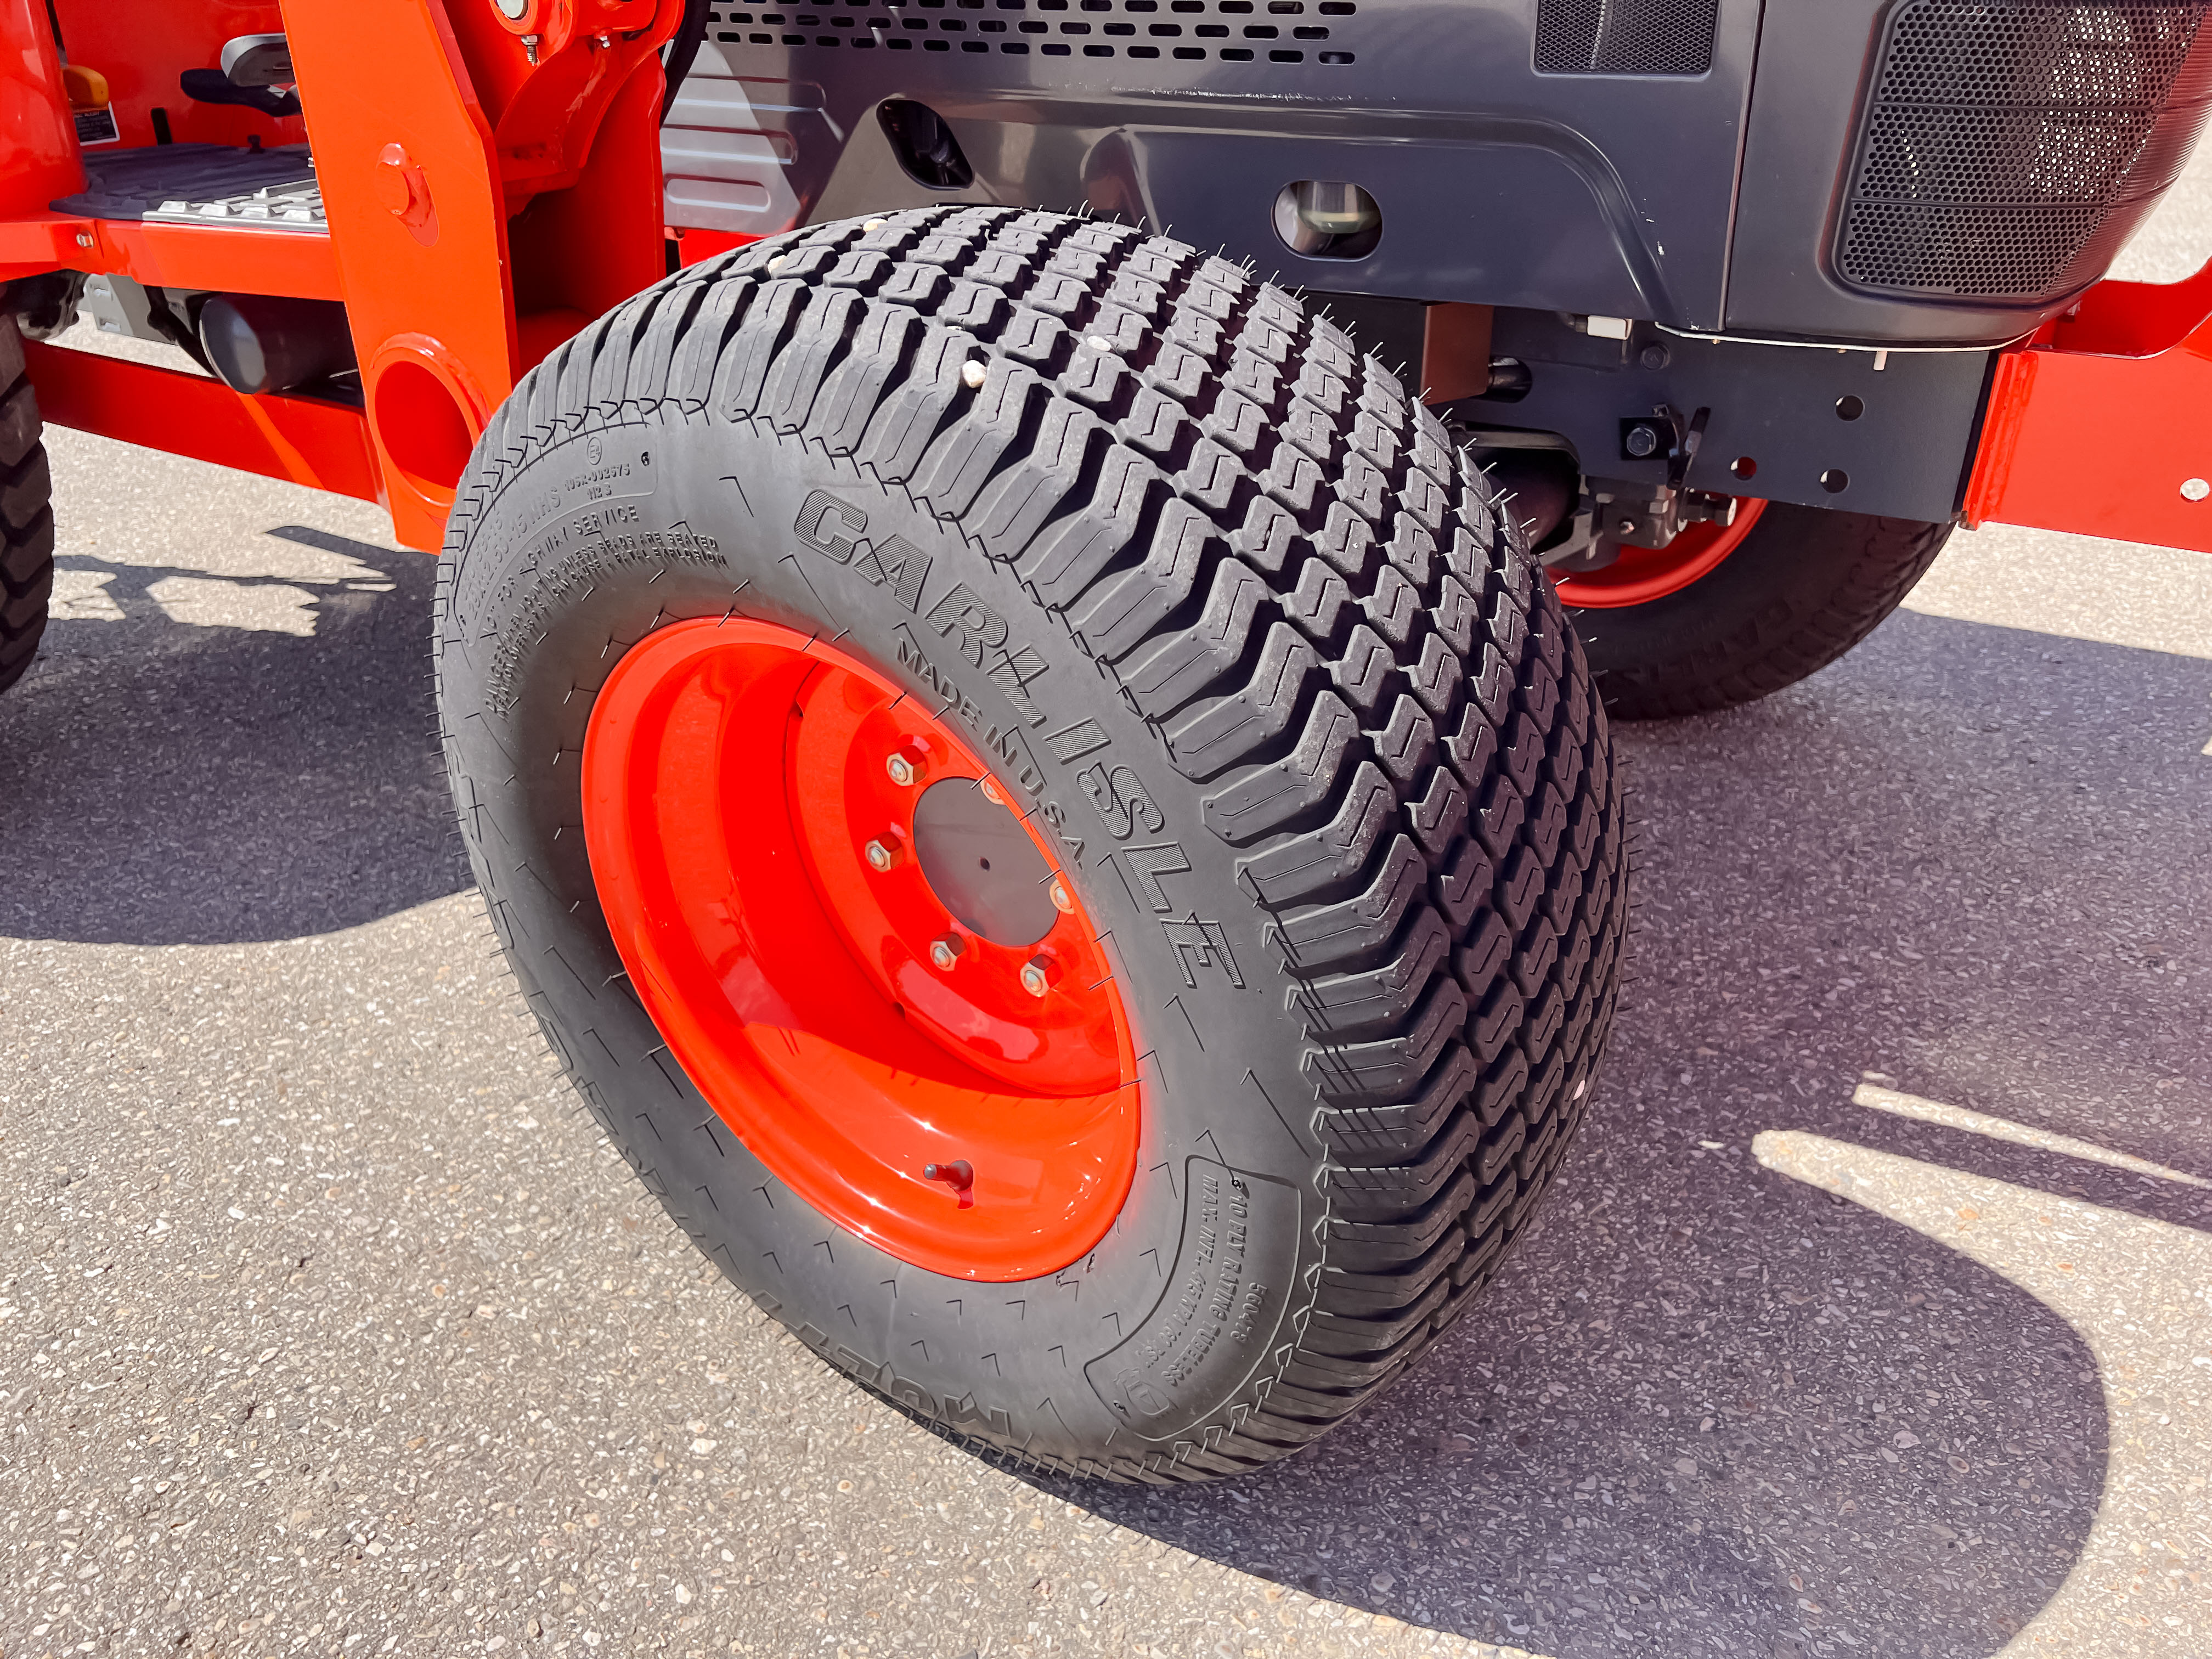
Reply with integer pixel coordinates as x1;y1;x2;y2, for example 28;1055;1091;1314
1035;606;2212;1658
0;525;470;945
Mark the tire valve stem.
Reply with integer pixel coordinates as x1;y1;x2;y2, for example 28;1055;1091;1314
929;934;966;971
923;1160;975;1207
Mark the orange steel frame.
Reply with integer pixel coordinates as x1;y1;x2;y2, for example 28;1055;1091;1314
1964;257;2212;555
0;0;681;550
1;0;2208;556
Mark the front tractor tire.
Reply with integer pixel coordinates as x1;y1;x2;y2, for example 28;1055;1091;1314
435;209;1627;1481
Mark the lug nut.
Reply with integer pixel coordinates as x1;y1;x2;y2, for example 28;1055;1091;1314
1020;954;1057;997
863;838;897;872
1048;878;1074;915
886;746;925;787
930;934;966;971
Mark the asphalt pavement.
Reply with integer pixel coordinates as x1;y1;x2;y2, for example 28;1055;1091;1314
4;184;2210;1658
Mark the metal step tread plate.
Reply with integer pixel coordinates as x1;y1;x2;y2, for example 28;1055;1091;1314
54;144;325;235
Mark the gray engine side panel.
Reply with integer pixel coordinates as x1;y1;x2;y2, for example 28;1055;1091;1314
663;3;1764;332
661;0;2202;347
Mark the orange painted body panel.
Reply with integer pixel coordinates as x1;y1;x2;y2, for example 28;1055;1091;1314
1963;259;2212;554
0;213;342;297
0;0;82;217
285;0;520;549
24;338;382;502
0;0;679;548
47;0;307;151
674;226;757;267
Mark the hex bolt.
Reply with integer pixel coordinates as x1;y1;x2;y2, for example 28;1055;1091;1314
1048;878;1075;915
1623;423;1661;459
930;934;966;971
886;747;924;787
1020;955;1056;997
863;838;896;872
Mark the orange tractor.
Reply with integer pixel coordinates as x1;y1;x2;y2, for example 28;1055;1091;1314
2;0;2207;1480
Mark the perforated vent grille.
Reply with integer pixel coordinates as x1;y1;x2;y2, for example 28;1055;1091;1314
1533;0;1718;75
1837;0;2212;298
707;0;1358;63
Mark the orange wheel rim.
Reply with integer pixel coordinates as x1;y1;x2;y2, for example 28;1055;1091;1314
581;617;1141;1282
1550;497;1768;608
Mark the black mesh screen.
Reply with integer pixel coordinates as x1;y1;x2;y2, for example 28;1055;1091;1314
703;0;1362;65
1838;0;2212;298
1533;0;1718;75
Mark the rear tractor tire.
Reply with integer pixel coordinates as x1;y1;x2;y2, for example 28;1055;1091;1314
1555;500;1949;721
0;315;55;697
436;208;1628;1481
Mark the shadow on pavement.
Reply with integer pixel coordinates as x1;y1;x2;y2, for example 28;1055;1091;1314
1036;607;2212;1657
0;526;470;945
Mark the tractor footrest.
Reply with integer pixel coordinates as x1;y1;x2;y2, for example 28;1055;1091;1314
54;144;324;236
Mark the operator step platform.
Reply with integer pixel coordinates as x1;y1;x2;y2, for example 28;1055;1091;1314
56;143;324;235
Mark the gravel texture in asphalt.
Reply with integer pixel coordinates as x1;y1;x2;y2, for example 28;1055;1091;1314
3;159;2209;1659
